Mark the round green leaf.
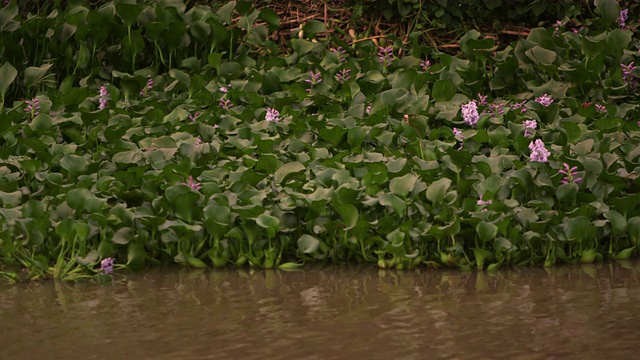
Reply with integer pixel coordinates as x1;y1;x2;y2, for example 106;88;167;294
476;221;498;242
389;173;418;198
426;178;452;204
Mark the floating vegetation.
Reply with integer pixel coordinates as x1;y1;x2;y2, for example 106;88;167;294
0;0;639;282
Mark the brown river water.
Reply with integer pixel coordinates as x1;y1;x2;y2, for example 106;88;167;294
2;260;640;360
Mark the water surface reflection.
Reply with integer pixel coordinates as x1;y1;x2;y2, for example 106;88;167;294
1;261;639;359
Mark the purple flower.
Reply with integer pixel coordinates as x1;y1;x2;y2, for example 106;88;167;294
461;101;479;126
453;127;464;149
618;9;628;29
477;199;492;211
265;108;280;122
535;94;553;107
558;163;582;184
529;139;550;163
185;176;201;191
477;93;488;106
523;119;537;137
511;100;527;113
219;98;233;110
621;62;636;87
378;46;394;66
140;75;153;96
366;104;371;115
195;138;202;145
98;86;109;110
188;111;202;122
24;98;40;117
420;60;431;72
100;257;114;274
595;104;607;113
335;69;351;84
331;46;346;63
305;71;322;92
485;103;505;117
220;86;229;93
554;20;566;36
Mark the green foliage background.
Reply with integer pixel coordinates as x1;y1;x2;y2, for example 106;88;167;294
0;0;639;282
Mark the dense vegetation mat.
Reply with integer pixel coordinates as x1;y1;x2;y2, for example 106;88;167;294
0;0;639;282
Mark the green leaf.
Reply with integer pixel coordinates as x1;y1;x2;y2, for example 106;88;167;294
472;247;492;268
190;19;211;41
379;193;407;218
185;254;208;268
0;0;18;31
274;162;305;184
348;126;366;148
24;64;54;88
259;8;280;31
112;227;133;245
216;1;236;23
278;262;303;270
425;178;452;204
604;210;626;235
75;250;99;266
66;188;103;213
389;173;418;198
556;183;577;205
63;87;89;106
580;249;597;263
615;247;635;260
447;149;472;170
203;203;231;226
0;62;17;100
335;203;358;230
582;33;606;59
291;39;316;56
594;0;620;27
115;3;142;27
605;29;631;58
29;114;53;133
628;217;640;243
0;191;21;207
302;20;325;38
298;234;320;254
561;121;582;143
525;45;556;65
126;242;146;271
256;213;280;237
60;154;88;173
476;221;498;242
432;79;456;102
564;216;594;243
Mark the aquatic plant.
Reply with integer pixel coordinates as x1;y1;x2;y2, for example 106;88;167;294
0;0;639;282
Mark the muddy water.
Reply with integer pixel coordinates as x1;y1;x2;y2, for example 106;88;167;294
2;261;640;360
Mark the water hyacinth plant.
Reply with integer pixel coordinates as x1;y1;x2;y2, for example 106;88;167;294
461;101;479;126
0;0;640;282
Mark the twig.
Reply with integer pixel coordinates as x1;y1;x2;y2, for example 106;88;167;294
350;35;387;44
